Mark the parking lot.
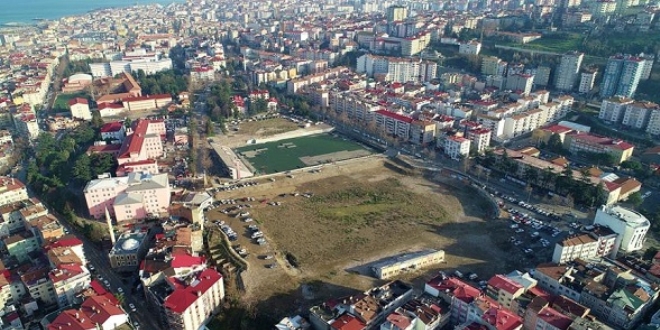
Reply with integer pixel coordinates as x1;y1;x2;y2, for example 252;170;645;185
204;197;283;271
479;186;585;267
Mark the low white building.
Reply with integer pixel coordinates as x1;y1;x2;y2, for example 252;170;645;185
459;40;481;55
371;250;445;279
68;98;92;121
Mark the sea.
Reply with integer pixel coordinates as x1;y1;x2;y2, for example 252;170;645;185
0;0;186;25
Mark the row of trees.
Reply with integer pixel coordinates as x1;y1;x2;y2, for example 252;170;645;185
480;151;608;207
206;81;236;121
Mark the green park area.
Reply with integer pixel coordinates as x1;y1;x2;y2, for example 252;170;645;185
234;134;369;174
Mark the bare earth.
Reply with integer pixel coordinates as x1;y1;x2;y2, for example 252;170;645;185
207;157;515;317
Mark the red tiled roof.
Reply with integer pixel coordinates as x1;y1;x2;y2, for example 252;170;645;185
487;275;523;295
45;236;83;250
542;125;572;134
537;307;572;330
482;307;522;330
385;312;412;329
89;280;107;295
47;310;96;330
163;269;222;314
68;97;88;106
375;109;413;123
569;132;634;150
80;295;125;325
98;103;124;110
122;94;171;103
171;254;205;269
87;144;121;154
49;263;84;283
330;314;367;330
118;119;149;158
426;276;481;304
100;121;124;133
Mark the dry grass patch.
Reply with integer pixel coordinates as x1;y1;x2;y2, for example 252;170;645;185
237;118;299;137
250;177;451;272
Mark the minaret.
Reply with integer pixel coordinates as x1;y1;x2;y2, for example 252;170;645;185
105;207;116;244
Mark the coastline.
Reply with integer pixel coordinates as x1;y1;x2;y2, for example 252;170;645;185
0;0;185;26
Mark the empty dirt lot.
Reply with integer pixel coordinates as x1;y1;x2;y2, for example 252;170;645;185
209;156;518;316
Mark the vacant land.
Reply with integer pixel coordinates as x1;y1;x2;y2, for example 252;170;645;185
235;134;370;174
53;91;88;111
208;157;516;313
236;118;300;137
522;33;583;53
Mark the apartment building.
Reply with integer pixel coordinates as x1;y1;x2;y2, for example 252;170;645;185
3;231;39;262
505;74;534;95
481;56;506;76
310;281;413;330
554;51;583;91
356;54;437;83
83;172;170;222
466;128;492;154
374;110;413;139
486;275;525;309
593;205;649;254
48;295;129;330
564;132;634;164
147;269;225;330
89;55;172;77
646;108;660;136
444;136;470;160
409;120;436;146
578;70;598;94
599;97;634;123
49;263;91;308
330;92;380;122
552;234;598;264
502;109;545;139
622;101;659;130
600;55;646;98
553;225;619;264
117;119;165;167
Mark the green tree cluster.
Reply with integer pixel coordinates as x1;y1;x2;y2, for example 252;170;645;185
62;58;103;77
25;124;99;221
136;70;188;96
206;81;236;121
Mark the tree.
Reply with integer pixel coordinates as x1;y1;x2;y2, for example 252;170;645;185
627;192;643;209
72;154;92;184
90;153;116;177
124;118;133;129
205;120;215;137
643;247;659;260
547;133;564;153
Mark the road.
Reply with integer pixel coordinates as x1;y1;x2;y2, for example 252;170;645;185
60;216;161;330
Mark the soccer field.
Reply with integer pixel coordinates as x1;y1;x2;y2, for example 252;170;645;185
234;134;370;174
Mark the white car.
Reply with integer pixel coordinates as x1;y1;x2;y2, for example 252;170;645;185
129;303;136;312
118;287;124;294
